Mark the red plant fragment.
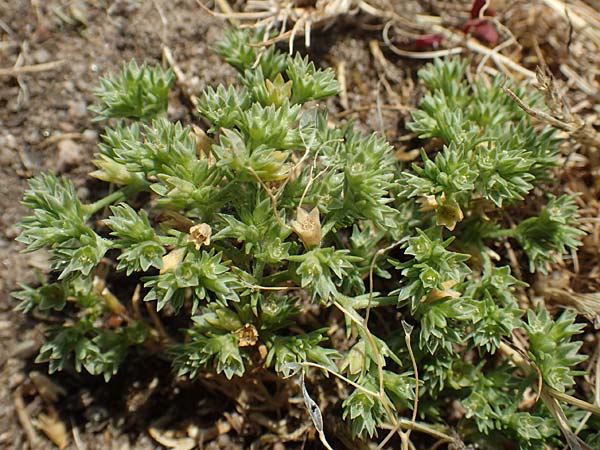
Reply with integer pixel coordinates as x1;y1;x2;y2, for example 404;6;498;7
415;35;443;50
470;0;496;18
464;19;499;44
464;0;499;44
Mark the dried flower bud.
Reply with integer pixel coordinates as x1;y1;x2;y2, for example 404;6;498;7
188;223;212;250
417;194;438;212
290;207;322;248
235;323;259;347
427;280;461;302
192;125;216;166
436;199;464;231
258;344;268;360
160;247;187;274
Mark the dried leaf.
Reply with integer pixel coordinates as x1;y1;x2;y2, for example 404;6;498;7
36;410;68;449
29;372;66;403
301;373;333;450
160;247;187;274
148;427;196;450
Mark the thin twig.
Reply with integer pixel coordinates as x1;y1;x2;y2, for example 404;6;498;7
240;280;294;291
152;0;167;42
0;60;65;77
476;37;517;75
426;22;536;79
162;46;199;108
379;420;455;443
333;298;401;441
14;386;40;448
403;323;420;445
365;240;404;325
301;362;380;397
337;60;349;110
38;132;88;149
502;85;575;131
131;284;143;321
247;166;290;231
70;418;87;450
215;0;240;26
549;388;600;416
383;22;463;59
145;301;172;345
195;0;271;21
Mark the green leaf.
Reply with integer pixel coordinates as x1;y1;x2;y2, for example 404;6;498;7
342;374;386;439
392;229;470;314
266;330;339;377
212;128;291;182
36;321;147;381
525;308;586;392
172;331;245;379
289;247;361;303
215;29;287;79
13;282;67;313
515;194;585;273
18;173;88;252
105;204;165;275
198;84;250;130
286;54;340;104
143;249;239;312
91;60;173;121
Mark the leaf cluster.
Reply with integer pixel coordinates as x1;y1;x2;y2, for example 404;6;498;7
91;60;174;121
14;29;592;449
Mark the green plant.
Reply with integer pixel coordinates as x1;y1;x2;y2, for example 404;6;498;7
16;30;595;448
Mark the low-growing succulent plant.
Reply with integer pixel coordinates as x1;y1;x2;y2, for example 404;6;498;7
15;29;597;448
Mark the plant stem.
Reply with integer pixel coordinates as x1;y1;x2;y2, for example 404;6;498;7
352;296;398;310
83;184;148;216
379;420;455;443
547;388;600;416
485;227;515;239
84;188;126;216
262;270;291;285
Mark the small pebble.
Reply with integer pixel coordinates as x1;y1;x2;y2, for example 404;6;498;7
4;225;20;239
32;48;51;64
56;139;83;172
76;186;89;200
1;133;17;149
0;147;13;166
68;100;88;118
59;122;75;132
24;129;41;144
83;129;98;141
10;340;40;359
62;81;75;93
